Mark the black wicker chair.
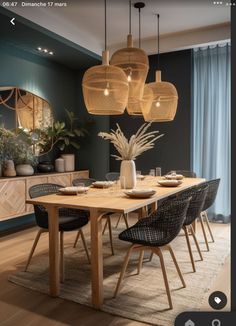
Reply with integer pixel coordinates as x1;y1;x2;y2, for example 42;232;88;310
105;172;120;181
167;170;197;178
72;177;96;187
176;183;209;272
114;197;191;309
25;183;90;281
197;179;220;250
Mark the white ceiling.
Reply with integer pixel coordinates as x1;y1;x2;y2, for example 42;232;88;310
9;0;230;56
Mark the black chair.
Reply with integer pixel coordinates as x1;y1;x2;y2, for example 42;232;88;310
114;197;191;309
72;177;96;187
167;170;197;178
176;183;209;272
105;172;120;182
198;179;220;250
25;183;90;281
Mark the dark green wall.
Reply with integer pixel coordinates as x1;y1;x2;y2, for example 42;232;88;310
110;50;192;175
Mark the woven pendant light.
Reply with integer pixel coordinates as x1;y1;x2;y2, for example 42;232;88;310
110;0;149;111
82;0;129;115
126;2;153;116
142;14;178;122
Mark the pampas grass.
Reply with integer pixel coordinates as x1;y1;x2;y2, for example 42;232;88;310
98;123;163;160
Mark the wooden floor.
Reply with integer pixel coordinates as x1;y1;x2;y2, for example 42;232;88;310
0;219;230;326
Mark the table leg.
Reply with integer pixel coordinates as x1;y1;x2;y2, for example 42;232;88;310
150;201;158;213
47;205;60;297
90;209;104;309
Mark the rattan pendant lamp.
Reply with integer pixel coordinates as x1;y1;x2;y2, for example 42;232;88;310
82;0;129;115
142;14;178;122
126;2;153;116
110;0;149;112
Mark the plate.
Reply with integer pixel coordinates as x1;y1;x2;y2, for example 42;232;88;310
164;174;184;180
157;180;183;187
92;181;114;188
136;174;145;180
124;189;156;198
58;186;89;195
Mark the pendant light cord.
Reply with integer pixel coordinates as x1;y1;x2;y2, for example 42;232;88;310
157;14;160;69
138;8;141;48
129;0;131;34
105;0;107;50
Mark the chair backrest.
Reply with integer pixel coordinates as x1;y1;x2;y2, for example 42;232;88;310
167;170;197;178
147;197;192;245
178;183;209;225
201;178;220;211
72;178;96;187
29;183;62;229
105;172;120;181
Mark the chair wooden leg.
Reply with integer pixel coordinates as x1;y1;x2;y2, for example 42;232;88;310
148;252;154;262
137;250;144;275
199;214;210;251
167;245;186;288
60;231;64;283
80;229;90;264
154;248;173;310
203;211;215;242
73;230;80;248
183;226;196;272
123;213;129;229
24;229;44;272
190;225;203;261
107;216;114;255
102;218;108;234
115;214;122;228
114;245;134;297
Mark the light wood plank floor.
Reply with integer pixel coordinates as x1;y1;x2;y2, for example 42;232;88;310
0;219;230;326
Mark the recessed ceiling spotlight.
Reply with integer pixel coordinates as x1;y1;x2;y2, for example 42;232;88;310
49;51;54;55
43;49;48;53
37;47;42;51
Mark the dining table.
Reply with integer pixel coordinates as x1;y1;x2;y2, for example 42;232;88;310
26;176;205;309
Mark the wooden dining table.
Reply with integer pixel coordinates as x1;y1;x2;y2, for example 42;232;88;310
26;176;204;309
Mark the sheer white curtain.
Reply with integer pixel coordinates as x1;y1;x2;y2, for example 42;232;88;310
192;44;231;222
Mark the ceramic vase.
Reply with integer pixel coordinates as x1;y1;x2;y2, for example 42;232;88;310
3;160;16;177
55;158;65;172
61;154;75;172
16;164;34;176
120;160;136;189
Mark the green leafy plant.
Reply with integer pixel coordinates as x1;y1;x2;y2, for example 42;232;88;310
36;109;91;155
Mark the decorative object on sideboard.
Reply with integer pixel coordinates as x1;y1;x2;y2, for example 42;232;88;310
55;157;65;173
3;160;16;177
142;14;178;122
110;0;149;115
82;0;129;115
98;123;163;189
61;154;75;172
15;164;34;176
37;161;54;173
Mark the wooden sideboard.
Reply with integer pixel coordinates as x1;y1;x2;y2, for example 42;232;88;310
0;170;89;221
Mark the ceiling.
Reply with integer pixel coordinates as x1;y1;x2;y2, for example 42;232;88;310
7;0;231;55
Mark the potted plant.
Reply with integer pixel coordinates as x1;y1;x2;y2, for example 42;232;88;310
98;123;163;188
36;109;91;171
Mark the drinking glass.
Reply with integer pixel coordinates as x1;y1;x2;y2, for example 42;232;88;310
136;170;142;176
155;167;162;176
76;182;85;194
149;169;155;177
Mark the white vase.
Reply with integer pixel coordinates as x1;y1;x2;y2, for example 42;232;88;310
120;160;136;189
16;164;34;176
61;154;75;172
55;158;65;173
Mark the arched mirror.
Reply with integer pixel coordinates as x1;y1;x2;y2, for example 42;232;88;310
0;86;54;154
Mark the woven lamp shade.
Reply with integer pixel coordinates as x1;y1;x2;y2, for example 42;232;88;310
142;71;178;122
82;51;129;115
110;34;149;113
127;84;153;116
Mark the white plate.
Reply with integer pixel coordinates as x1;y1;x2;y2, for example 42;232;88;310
164;174;184;180
124;189;156;198
157;180;183;187
136;174;145;180
58;186;89;195
92;181;114;188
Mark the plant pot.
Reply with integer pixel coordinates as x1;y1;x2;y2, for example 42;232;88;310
16;164;34;176
120;160;136;189
3;160;16;177
61;154;75;172
37;161;54;173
